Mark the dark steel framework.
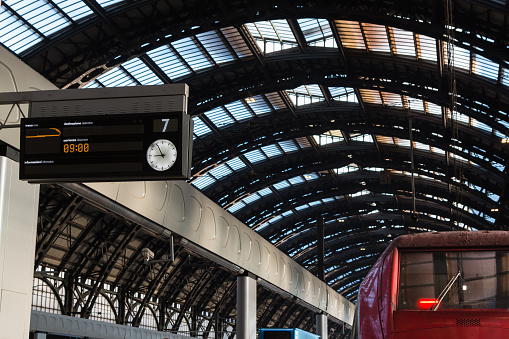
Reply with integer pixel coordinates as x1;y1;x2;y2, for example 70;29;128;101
2;0;509;338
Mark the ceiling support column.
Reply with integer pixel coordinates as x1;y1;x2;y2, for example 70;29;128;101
316;312;328;339
0;151;39;338
236;273;257;339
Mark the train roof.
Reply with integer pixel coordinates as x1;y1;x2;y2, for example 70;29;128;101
390;231;509;249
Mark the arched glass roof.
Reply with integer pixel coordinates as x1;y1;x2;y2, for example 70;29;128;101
2;0;509;315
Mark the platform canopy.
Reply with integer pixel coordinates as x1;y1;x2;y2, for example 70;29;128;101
1;0;509;336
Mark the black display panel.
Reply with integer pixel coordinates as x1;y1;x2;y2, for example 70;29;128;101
20;112;192;183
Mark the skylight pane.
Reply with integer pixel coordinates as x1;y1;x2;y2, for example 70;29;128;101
418;34;437;62
362;23;390;53
96;67;136;87
204;107;234;128
192;174;216;190
392;28;415;57
359;89;382;104
298;18;333;44
273;180;290;190
0;7;42;53
335;20;366;50
450;45;470;70
192;117;212;137
209;164;233;179
228;201;246;213
427;102;442;115
278;140;299;153
473;54;499;81
8;0;70;36
146;45;190;80
258;188;272;196
246;20;297;53
243;194;261;204
247;96;271;115
96;0;123;8
172;37;213;72
227;158;247;171
288;176;305;185
265;92;287;110
221;26;252;58
53;0;93;21
503;69;509;87
381;92;403;107
196;30;235;64
244;149;266;164
329;87;357;102
472;119;493;133
122;58;162;85
224;101;252;121
261;144;281;158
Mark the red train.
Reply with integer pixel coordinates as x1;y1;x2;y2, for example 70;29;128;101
352;231;509;338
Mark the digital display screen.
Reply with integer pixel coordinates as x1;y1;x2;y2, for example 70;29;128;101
20;112;191;183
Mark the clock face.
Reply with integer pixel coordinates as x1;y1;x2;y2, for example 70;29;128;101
146;139;177;171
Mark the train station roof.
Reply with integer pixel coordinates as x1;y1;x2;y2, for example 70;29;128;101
2;0;509;335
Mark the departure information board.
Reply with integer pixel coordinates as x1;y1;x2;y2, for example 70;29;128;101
20;112;192;183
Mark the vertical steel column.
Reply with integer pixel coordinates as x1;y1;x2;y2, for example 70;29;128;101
316;313;328;339
0;154;40;338
237;274;257;339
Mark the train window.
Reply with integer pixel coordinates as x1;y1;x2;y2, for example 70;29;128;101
398;250;509;310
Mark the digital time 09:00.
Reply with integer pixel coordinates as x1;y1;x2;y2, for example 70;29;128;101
64;143;89;153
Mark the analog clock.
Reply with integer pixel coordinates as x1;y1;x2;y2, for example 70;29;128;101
146;139;177;171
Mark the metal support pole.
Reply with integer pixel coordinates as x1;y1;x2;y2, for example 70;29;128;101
316;313;328;339
237;274;257;339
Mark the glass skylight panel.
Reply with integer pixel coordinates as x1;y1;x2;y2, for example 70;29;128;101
224;101;253;121
335;20;366;50
196;30;235;64
407;98;425;112
278;140;299;153
472;119;492;133
192;174;216;190
96;67;136;87
295;204;310;211
209;164;233;180
375;135;394;145
192;117;212;137
454;112;470;125
273;180;291;191
351;134;373;142
261;144;282;158
204;107;234;128
122;58;162;86
253;188;271;199
172;37;213;71
418;34;437;62
0;5;43;53
427;102;442;115
390;27;416;57
265;92;287;110
147;45;190;80
7;0;71;37
220;26;252;58
359;89;383;104
246;20;297;53
329;87;357;102
298;18;334;47
414;141;429;151
473;54;500;81
287;85;325;106
96;0;123;9
288;176;305;185
309;200;322;207
362;23;391;53
381;92;403;107
244;149;266;164
449;45;470;71
242;193;261;205
246;96;272;115
53;0;93;21
503;69;509;87
226;157;247;171
228;201;246;214
296;137;312;148
395;138;410;147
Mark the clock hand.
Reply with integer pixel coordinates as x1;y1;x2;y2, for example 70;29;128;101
156;144;165;158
